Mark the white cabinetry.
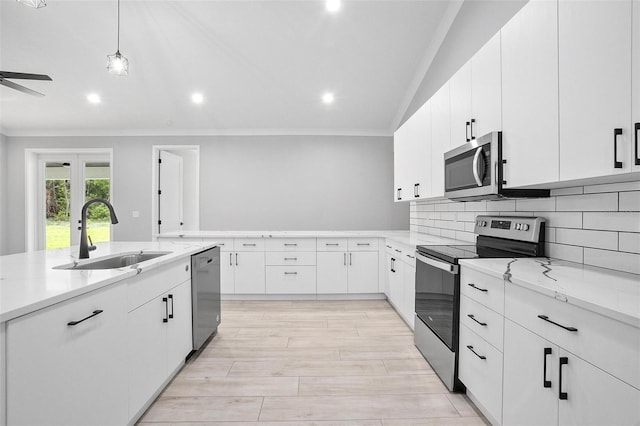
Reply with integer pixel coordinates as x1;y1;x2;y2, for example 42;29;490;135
430;82;451;198
385;241;415;329
449;61;472;146
503;284;640;426
393;100;431;201
633;0;640;171
501;0;559;187
6;284;128;426
224;238;265;294
127;259;193;422
458;266;505;424
558;0;633;180
317;238;379;294
265;238;317;294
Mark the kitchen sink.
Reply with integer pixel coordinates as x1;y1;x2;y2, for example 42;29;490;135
54;251;172;270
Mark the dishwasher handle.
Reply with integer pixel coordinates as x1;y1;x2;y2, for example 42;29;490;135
415;252;458;274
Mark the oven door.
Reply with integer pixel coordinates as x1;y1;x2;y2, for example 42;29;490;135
444;132;500;200
414;251;460;352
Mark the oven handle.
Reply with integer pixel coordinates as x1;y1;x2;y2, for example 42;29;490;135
472;147;483;187
415;252;459;274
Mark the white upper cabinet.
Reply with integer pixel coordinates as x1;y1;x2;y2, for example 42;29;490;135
471;32;502;138
431;82;451;198
559;0;633;180
501;0;560;188
393;122;411;202
633;0;640;171
449;61;473;146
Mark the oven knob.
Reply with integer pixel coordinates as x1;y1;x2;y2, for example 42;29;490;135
515;223;522;230
482;221;487;227
523;224;530;231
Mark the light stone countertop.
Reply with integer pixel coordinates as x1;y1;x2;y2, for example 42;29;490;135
156;230;468;249
459;257;640;328
0;241;216;323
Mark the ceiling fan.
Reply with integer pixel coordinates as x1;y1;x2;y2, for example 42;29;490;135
0;71;52;97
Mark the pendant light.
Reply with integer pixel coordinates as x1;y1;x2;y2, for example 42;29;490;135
106;0;129;76
16;0;46;8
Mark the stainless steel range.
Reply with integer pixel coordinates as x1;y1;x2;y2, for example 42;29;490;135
414;215;546;391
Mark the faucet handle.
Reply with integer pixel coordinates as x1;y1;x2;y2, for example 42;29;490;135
88;235;96;252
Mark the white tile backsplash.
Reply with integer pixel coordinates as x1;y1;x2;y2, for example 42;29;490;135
410;183;640;275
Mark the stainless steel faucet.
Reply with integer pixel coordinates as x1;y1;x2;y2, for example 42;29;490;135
79;198;119;259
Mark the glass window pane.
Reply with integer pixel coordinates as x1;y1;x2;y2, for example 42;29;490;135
45;162;71;249
84;162;111;244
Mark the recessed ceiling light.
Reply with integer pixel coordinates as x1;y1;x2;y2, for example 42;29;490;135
87;93;101;104
322;92;335;104
192;93;204;104
326;0;341;13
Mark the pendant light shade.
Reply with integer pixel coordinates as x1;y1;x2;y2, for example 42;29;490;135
16;0;46;8
107;0;129;75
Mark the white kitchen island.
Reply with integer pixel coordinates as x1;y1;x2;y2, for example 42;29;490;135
0;241;216;426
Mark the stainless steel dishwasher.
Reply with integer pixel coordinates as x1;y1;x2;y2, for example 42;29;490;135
191;246;221;350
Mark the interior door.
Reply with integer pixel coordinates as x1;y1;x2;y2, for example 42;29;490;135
158;150;184;234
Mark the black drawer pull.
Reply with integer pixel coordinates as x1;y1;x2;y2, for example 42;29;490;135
467;283;488;293
243;243;256;247
326;243;340;246
467;314;487;327
537;315;578;332
614;128;623;168
406;254;415;259
466;345;486;360
394;249;402;253
207;258;213;264
168;294;174;319
284;243;298;246
543;347;552;388
397;188;402;200
559;357;568;400
357;243;370;246
635;122;639;166
67;309;103;326
162;297;168;323
284;257;298;261
284;272;298;275
386;245;392;248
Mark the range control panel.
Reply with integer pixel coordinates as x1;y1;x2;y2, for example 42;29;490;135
474;215;545;243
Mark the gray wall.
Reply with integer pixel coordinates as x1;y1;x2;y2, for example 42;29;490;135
0;134;7;255
4;135;408;254
400;0;528;125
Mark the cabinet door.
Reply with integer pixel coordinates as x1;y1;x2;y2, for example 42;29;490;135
431;82;451;197
471;31;502;137
449;61;472;146
127;295;168;420
7;285;128;426
234;251;266;294
633;0;640;171
388;257;405;308
317;252;348;293
503;319;559;426
558;350;640;426
166;280;193;373
559;0;633;180
393;123;411;201
502;0;559;187
402;264;416;328
220;252;235;294
411;99;432;199
347;251;379;293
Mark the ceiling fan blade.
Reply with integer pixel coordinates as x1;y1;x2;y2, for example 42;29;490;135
0;78;45;97
0;71;52;81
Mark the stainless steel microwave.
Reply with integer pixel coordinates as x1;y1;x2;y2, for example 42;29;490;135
444;132;549;201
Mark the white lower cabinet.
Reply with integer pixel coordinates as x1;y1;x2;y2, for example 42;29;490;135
316;238;379;295
234;251;266;294
385;243;415;329
317;251;348;293
347;251;378;293
6;283;128;426
266;266;316;294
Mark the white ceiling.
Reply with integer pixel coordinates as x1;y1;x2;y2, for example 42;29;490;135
0;0;454;136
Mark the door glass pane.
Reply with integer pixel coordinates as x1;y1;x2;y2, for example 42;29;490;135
84;162;111;244
45;162;71;249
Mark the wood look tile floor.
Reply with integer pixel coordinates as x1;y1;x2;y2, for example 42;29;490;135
138;300;488;425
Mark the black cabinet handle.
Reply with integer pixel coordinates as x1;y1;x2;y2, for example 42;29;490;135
395;249;402;253
284;257;298;261
207;258;213;264
391;258;396;273
470;118;476;140
559;357;568;400
357;243;370;246
67;309;103;326
284;243;298;247
229;253;233;266
465;121;471;142
543;347;552;388
414;183;420;198
162;297;168;323
614;128;623;168
236;253;238;266
397;188;402;201
537;315;578;332
349;253;352;266
243;243;256;247
467;314;487;327
406;254;415;259
466;345;486;360
467;283;488;293
168;294;174;319
284;272;298;275
344;253;347;266
634;123;639;166
326;243;340;246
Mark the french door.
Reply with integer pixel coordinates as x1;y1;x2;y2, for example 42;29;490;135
36;153;112;250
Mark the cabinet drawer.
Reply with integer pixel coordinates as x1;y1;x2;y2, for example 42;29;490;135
265;238;316;251
317;238;348;251
348;238;379;251
235;238;265;251
458;323;503;423
460;295;504;351
203;238;233;251
266;251;316;266
127;259;190;312
460;266;504;314
266;266;317;294
505;283;640;390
